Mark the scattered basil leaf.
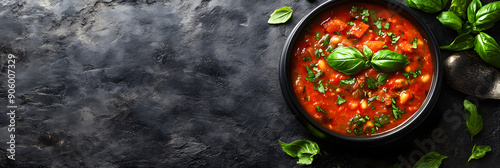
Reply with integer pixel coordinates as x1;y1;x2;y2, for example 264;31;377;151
468;144;492;162
458;21;472;35
317;80;325;93
391;98;405;119
327;47;370;75
303;57;312;62
437;11;464;32
315;49;325;59
387;32;394;36
450;0;472;19
413;152;447;168
366;76;377;90
371;50;410;73
337;96;347;105
412;37;418;49
384;22;390;29
468;0;482;23
376;74;390;85
464;99;483;141
374;20;383;29
279;140;320;165
340;78;356;86
305;66;315;82
363;45;373;60
322;35;330;47
474;32;500;68
405;0;449;13
473;1;500;32
268;6;293;24
316;105;326;114
362;17;369;23
391;36;401;44
440;33;475;51
316;31;321;41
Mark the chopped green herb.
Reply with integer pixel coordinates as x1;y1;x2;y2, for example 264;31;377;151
303;57;312;61
346;129;352;133
371;106;376;109
384;22;390;29
412;37;418;49
364;116;370;120
382;87;387;92
317;81;325;93
382;44;388;48
322;35;330;47
351;6;359;13
387;32;394;36
376;74;390;85
391;36;401;44
337;96;347;105
374;20;382;29
391;98;406;119
305;66;315;82
390;14;394;17
361;9;370;16
326;46;334;51
376;29;385;36
368;95;378;102
340;78;357;87
316;31;321;41
347;22;354;26
335;31;341;35
360;83;365;88
314;49;324;59
415;68;422;75
366;76;377;90
316;105;326;114
362;17;369;23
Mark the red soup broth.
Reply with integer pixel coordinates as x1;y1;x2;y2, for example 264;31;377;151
291;2;433;136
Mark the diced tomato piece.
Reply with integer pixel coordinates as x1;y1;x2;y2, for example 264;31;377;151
323;19;348;33
364;41;386;53
398;40;414;53
349;22;369;38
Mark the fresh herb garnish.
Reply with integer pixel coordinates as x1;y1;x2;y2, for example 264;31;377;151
413;152;447;168
315;49;325;59
468;144;492;162
316;31;321;41
337;96;347;105
391;35;401;44
412;37;418;49
340;78;357;86
384;22;390;29
317;80;325;93
376;73;390;85
326;47;370;75
322;35;331;47
374;20;383;29
366;76;377;90
268;6;293;24
347;22;354;26
391;98;405;119
303;57;312;62
464;99;483;141
279;140;320;165
371;50;410;73
316;105;326;114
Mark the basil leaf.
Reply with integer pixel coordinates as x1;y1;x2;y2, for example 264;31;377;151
337;96;347;105
376;74;390;85
450;0;472;19
406;0;449;13
413;152;447;168
340;77;356;86
437;11;463;32
458;21;472;35
363;45;373;60
440;34;475;51
371;50;410;73
468;144;491;162
474;32;500;68
268;6;293;24
366;76;377;90
464;99;483;141
326;47;370;75
279;140;320;165
473;1;500;31
468;0;482;23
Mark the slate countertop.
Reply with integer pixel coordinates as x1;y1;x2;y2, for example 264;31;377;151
0;0;499;167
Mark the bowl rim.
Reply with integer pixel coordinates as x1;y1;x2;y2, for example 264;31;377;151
279;0;442;145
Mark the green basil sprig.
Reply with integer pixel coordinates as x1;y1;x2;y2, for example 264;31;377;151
268;6;293;24
437;11;463;32
440;34;475;51
468;144;492;162
467;0;482;23
450;0;472;19
464;100;483;141
279;140;320;165
326;47;370;75
327;47;409;75
405;0;448;13
474;32;500;68
473;1;500;32
371;50;410;73
413;152;447;168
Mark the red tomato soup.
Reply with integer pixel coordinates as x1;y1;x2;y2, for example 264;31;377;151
291;3;433;136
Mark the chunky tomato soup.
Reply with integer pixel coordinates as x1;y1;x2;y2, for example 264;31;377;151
291;3;433;136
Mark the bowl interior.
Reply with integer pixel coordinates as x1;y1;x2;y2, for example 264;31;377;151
279;0;442;145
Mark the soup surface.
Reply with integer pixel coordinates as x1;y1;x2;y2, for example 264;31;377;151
291;2;433;136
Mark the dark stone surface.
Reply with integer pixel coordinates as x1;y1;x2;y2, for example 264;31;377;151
0;0;498;167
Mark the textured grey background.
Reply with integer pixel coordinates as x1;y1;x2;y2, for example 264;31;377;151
0;0;498;167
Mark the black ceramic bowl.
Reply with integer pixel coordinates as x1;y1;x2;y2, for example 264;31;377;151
279;0;442;146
